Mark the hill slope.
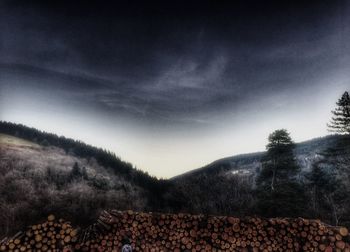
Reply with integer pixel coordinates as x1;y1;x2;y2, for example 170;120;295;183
173;134;347;181
0;122;184;237
171;134;350;226
0;133;149;236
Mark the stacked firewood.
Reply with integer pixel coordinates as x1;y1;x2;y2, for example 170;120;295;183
0;215;78;252
1;210;350;251
77;210;350;252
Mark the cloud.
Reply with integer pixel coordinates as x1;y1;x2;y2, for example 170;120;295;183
1;0;349;127
1;0;350;177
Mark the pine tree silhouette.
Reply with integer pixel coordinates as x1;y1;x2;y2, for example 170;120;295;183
328;91;350;134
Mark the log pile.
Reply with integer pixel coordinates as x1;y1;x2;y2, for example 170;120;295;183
1;210;350;251
0;214;78;252
77;210;350;252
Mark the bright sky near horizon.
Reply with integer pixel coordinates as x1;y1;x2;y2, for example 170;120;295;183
1;0;350;178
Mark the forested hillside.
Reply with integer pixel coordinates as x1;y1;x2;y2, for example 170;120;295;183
0;122;184;237
172;133;350;228
1;121;350;238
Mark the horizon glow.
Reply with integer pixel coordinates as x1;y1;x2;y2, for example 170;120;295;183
1;1;349;178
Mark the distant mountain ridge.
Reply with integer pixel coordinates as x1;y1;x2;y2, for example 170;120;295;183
172;134;345;181
0;120;344;181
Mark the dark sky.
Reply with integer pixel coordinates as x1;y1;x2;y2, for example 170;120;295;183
1;0;349;177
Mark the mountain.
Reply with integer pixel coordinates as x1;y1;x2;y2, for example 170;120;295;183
1;121;349;237
0;133;148;235
172;135;346;181
0;122;183;237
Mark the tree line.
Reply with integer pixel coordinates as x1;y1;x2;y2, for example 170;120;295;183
255;91;350;226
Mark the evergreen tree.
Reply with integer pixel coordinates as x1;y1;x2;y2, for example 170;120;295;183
257;129;299;191
326;92;350;181
328;91;350;134
256;129;306;217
